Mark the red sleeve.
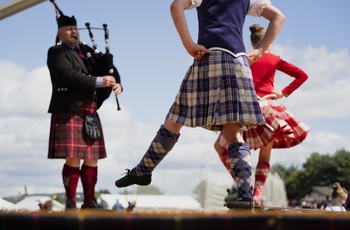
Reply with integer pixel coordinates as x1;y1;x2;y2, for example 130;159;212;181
276;59;308;96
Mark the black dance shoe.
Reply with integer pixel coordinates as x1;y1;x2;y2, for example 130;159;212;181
115;169;151;188
81;200;103;210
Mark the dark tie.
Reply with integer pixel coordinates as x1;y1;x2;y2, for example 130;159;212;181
74;46;85;59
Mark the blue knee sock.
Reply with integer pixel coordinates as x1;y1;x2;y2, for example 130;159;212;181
228;142;252;199
135;125;180;175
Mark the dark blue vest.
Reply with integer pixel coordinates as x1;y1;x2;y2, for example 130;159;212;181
197;0;250;54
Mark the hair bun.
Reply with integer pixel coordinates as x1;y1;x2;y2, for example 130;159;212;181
249;23;261;33
332;182;341;190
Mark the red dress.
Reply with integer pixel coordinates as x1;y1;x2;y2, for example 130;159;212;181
243;52;310;149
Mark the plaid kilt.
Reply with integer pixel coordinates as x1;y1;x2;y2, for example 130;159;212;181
243;97;310;150
48;101;107;159
166;50;265;132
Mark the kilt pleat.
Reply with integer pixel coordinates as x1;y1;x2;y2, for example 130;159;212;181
243;98;310;150
48;101;106;159
166;50;265;132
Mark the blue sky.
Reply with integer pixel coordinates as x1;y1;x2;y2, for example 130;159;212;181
0;0;349;198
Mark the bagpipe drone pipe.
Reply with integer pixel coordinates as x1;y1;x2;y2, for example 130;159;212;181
79;22;122;110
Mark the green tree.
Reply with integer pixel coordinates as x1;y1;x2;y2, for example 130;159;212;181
96;189;111;195
273;163;301;199
332;149;350;189
277;149;350;200
135;185;163;195
302;152;336;188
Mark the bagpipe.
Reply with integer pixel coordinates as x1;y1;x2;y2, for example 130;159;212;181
80;23;122;111
50;0;121;111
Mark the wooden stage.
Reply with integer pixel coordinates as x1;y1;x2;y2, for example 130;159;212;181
0;208;349;230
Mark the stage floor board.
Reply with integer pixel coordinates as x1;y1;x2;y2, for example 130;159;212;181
0;209;349;230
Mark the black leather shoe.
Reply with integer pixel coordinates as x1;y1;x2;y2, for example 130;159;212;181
81;201;103;210
65;199;77;210
115;169;151;188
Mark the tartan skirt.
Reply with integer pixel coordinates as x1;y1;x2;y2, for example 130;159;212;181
48;101;107;159
243;96;310;150
166;50;265;132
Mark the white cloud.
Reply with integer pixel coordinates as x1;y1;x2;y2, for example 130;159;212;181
0;44;349;197
272;45;350;119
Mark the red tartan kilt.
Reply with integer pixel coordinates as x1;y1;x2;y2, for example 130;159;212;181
243;98;310;150
48;103;107;159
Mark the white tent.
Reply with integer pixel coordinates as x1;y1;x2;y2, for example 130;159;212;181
13;196;65;211
100;194;202;211
0;197;16;210
259;170;288;206
203;169;234;211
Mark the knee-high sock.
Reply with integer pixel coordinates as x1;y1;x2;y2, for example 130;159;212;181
228;142;252;199
218;148;235;179
62;164;80;202
81;165;97;205
135;125;180;175
253;161;270;204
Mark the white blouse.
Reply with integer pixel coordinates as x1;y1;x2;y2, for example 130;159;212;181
187;0;272;18
325;205;346;212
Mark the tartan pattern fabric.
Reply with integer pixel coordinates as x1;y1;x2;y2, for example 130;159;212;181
135;125;180;175
253;161;271;205
166;50;265;132
217;144;235;179
48;101;107;159
228;142;252;199
216;133;235;178
243;98;310;149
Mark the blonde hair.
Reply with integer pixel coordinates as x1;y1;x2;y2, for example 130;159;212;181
249;23;266;49
331;182;348;200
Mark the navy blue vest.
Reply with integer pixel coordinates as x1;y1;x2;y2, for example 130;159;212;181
197;0;250;54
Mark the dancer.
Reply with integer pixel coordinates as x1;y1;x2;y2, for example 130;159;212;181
214;23;309;205
115;0;285;204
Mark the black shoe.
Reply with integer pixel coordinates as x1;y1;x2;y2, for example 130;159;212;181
65;199;77;210
115;169;151;188
81;201;103;210
225;197;254;210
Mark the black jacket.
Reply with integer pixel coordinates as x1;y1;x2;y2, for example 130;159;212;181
47;43;121;113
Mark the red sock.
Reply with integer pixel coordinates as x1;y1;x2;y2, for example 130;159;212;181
62;164;80;202
218;148;235;179
253;161;270;204
81;165;97;205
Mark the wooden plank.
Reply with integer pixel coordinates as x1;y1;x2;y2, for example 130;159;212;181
0;0;46;21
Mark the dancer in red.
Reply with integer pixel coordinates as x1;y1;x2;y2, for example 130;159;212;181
215;23;310;205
